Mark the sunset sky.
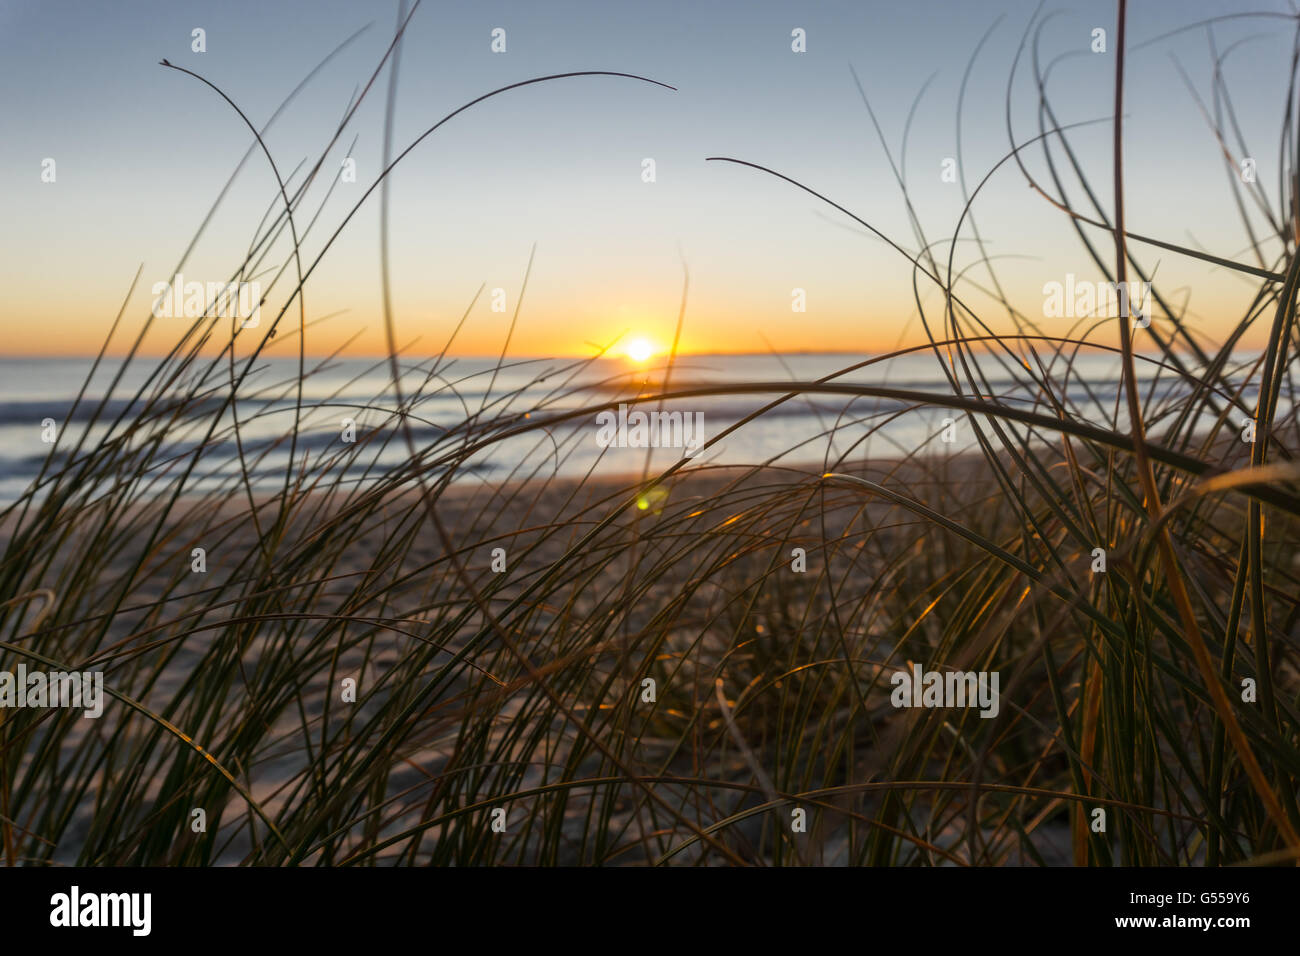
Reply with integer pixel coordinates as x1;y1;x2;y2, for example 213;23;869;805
1;0;1294;357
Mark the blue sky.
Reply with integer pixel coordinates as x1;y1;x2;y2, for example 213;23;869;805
1;0;1294;356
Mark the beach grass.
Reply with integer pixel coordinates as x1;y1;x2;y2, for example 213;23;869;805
2;0;1299;866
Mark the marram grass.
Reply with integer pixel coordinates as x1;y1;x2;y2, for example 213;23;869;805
2;0;1300;866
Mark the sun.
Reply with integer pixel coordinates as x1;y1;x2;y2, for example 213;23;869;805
623;337;656;363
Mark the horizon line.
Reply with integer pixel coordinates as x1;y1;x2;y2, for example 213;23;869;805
0;344;1235;362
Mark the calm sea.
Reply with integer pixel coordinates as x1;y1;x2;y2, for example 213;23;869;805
0;352;1261;502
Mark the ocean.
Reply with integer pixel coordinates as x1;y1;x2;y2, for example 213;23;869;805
0;351;1263;503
